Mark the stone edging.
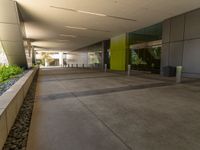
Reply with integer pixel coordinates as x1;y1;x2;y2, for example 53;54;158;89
0;67;38;149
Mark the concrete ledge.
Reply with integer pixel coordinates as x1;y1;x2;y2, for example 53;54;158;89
0;68;38;149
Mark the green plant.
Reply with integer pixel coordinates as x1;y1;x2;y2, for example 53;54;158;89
0;65;23;82
135;57;144;65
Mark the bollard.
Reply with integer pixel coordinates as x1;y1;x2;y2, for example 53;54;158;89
128;64;131;76
68;64;70;68
76;64;78;68
104;64;107;72
176;66;182;83
82;64;84;68
71;64;73;68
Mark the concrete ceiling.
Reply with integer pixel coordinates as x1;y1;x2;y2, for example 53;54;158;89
16;0;200;51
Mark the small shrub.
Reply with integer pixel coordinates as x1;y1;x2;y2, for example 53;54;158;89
0;65;23;82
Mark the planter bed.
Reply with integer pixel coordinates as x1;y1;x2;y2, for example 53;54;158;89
0;71;28;96
3;70;38;150
0;68;38;149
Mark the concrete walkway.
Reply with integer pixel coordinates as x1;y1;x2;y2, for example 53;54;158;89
27;68;200;150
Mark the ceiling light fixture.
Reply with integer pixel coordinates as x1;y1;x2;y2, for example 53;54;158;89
57;39;69;42
65;25;110;32
57;39;69;41
77;10;106;17
89;28;110;32
59;34;76;38
65;26;87;30
50;6;136;22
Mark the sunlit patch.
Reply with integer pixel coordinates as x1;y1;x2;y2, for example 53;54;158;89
0;42;8;65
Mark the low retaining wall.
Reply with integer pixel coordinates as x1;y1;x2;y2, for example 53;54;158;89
0;68;38;149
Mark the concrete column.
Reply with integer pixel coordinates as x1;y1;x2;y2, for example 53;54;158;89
110;34;129;71
45;59;48;67
32;46;36;65
59;52;64;67
0;0;27;68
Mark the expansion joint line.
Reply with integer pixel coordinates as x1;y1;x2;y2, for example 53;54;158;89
71;93;133;150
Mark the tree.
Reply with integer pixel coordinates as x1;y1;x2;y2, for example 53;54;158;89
41;52;53;67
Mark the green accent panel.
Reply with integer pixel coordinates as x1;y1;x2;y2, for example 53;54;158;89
110;34;128;71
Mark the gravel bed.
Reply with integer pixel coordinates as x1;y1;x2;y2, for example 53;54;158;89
0;71;28;96
3;71;38;150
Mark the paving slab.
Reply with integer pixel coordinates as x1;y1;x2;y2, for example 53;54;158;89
27;68;200;150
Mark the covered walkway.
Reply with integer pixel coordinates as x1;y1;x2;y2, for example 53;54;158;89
27;68;200;150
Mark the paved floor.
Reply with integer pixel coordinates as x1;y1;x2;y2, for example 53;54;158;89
27;68;200;150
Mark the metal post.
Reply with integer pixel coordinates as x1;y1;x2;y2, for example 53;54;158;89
68;64;70;68
104;64;107;72
176;66;182;83
82;64;84;68
71;64;73;68
128;64;131;76
76;64;78;68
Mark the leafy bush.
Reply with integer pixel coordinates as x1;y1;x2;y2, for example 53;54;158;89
0;65;23;82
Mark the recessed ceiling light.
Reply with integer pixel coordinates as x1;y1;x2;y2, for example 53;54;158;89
57;39;69;42
77;10;106;17
65;25;110;32
50;6;136;22
57;39;69;41
50;6;106;17
65;26;87;30
59;34;76;38
88;28;110;32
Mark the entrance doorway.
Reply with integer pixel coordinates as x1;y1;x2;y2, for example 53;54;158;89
129;23;162;73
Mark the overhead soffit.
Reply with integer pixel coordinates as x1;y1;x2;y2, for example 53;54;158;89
16;0;200;51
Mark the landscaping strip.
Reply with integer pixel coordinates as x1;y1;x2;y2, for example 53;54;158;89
3;71;38;150
0;71;27;96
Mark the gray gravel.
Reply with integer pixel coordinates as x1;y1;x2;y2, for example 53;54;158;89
3;71;38;150
0;71;28;96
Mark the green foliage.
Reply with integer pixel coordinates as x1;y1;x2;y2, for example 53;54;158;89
135;57;143;65
0;65;23;83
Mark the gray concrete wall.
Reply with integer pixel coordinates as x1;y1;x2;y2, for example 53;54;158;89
0;0;27;68
161;8;200;78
